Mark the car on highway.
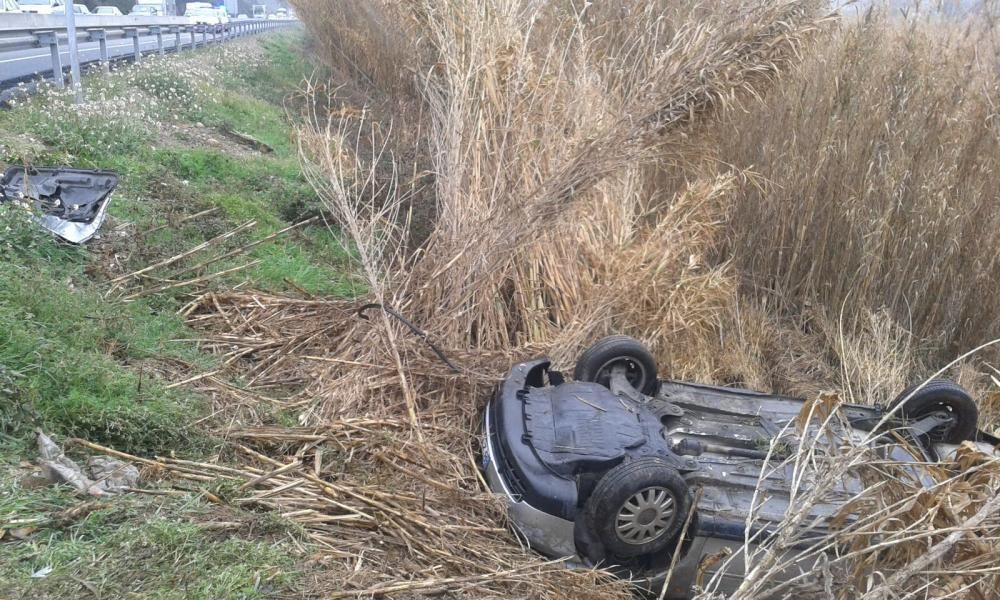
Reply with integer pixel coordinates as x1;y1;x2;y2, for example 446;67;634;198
94;5;123;15
18;0;64;14
186;6;223;32
481;335;998;598
216;7;230;31
1;0;21;12
130;0;174;16
71;2;91;14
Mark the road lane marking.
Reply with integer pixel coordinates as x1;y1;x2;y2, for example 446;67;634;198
0;40;175;65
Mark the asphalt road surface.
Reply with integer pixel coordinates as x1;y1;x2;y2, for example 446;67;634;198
0;31;221;86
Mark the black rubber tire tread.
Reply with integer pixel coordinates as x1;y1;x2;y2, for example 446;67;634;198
890;379;978;444
574;335;658;395
582;457;692;559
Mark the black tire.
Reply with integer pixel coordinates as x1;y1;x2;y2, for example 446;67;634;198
582;458;692;559
890;379;978;444
575;335;658;396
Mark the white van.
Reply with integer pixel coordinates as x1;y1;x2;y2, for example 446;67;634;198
18;0;64;14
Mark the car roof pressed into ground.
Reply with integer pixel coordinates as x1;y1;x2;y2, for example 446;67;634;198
482;336;997;598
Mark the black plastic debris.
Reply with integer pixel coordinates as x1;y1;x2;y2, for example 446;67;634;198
0;166;120;244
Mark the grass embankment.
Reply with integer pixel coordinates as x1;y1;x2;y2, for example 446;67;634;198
0;33;348;597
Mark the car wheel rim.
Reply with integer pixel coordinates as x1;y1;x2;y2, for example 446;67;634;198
615;486;675;545
596;358;646;391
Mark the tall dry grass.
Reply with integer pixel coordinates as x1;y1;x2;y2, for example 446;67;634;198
720;9;1000;363
295;0;828;360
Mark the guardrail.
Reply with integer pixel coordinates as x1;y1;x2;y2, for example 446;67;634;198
0;15;297;90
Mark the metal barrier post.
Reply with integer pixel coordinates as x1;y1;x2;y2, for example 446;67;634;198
201;26;208;47
63;0;82;103
190;27;197;49
36;31;64;89
151;26;163;56
87;29;110;74
124;28;141;63
173;26;181;52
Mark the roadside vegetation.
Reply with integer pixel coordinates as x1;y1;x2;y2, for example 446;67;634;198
281;0;999;597
1;1;998;599
0;32;341;597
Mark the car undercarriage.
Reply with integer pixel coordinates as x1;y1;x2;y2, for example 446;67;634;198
481;336;996;598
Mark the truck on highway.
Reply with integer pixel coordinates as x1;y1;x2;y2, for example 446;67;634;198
1;0;21;12
252;4;265;19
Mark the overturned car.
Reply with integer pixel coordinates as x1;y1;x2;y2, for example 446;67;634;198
481;335;997;598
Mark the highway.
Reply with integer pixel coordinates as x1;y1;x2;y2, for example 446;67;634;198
1;31;214;86
0;14;293;91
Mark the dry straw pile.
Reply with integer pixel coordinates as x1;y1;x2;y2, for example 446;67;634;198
84;0;1000;598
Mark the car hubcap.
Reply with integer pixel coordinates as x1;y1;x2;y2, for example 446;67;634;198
615;486;675;545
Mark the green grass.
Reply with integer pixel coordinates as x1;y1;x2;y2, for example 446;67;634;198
200;94;297;155
0;32;351;596
0;219;211;454
251;233;362;296
0;33;354;449
0;476;302;598
224;35;314;107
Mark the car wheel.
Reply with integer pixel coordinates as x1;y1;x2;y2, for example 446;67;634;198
583;458;692;559
574;335;658;395
890;379;978;444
